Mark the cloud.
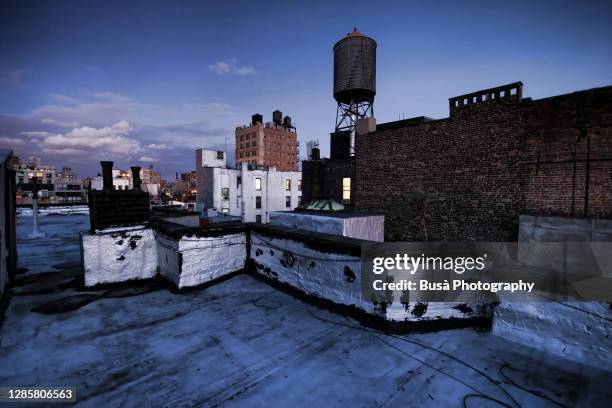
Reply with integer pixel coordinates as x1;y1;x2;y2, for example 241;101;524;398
0;91;238;178
48;93;81;105
18;121;143;157
234;66;256;76
209;62;231;75
0;67;33;86
147;143;173;150
0;136;22;146
139;156;158;163
41;118;80;128
209;60;256;76
26;92;232;128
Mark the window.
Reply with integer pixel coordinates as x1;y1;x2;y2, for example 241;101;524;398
285;179;291;191
222;208;229;214
342;177;351;204
217;151;224;160
298;179;302;191
255;196;261;209
221;188;229;200
298;196;302;206
256;214;262;223
237;176;241;187
286;195;291;208
255;177;261;191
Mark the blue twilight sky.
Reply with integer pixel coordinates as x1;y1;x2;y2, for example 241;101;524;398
1;0;611;179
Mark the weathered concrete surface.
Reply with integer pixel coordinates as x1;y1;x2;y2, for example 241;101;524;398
1;214;611;407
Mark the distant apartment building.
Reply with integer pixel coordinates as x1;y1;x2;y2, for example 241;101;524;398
14;159;88;203
91;169;130;191
196;149;302;223
15;159;56;201
235;111;299;171
90;165;160;201
175;171;197;202
55;167;85;203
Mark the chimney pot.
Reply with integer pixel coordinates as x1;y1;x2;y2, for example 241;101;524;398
100;161;113;191
131;166;142;190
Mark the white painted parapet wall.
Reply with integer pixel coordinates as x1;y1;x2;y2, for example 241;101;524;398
81;225;158;286
157;228;246;289
81;219;488;330
249;224;486;326
269;211;384;242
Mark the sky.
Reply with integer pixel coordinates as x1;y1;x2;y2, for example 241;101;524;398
0;0;611;179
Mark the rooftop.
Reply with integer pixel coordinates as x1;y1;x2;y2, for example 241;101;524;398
1;214;610;406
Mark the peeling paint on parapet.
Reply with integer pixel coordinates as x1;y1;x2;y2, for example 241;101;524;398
157;230;246;289
249;230;488;325
344;266;356;283
81;226;157;286
411;302;428;318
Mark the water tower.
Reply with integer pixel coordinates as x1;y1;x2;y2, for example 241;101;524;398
333;28;376;156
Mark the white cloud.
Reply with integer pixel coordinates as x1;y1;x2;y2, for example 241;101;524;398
147;144;172;150
0;136;22;146
209;60;256;76
209;62;231;75
19;121;143;157
234;65;256;76
139;156;158;163
41;118;80;128
19;131;56;139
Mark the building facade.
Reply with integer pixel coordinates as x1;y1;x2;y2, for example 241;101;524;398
196;149;302;223
91;169;130;191
355;82;612;241
55;167;85;203
235;111;299;171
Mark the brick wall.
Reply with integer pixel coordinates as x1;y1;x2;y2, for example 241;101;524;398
302;158;355;206
355;85;612;241
88;190;150;232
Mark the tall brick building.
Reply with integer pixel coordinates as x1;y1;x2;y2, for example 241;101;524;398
353;82;612;241
236;111;298;171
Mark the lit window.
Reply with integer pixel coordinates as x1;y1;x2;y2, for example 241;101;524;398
342;177;351;204
298;179;302;191
285;179;291;191
222;208;229;214
255;177;261;191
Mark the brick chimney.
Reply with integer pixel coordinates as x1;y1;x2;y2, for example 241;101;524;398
131;166;142;190
100;161;113;191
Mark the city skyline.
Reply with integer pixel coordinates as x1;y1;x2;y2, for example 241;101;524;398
1;0;611;179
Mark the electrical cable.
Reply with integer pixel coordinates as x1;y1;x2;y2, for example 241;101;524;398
306;309;522;408
498;363;570;408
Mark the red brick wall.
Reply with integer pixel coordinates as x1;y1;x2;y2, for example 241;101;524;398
355;86;612;241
